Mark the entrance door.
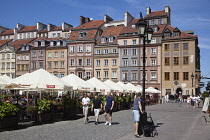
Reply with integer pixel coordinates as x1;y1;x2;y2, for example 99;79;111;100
176;87;182;95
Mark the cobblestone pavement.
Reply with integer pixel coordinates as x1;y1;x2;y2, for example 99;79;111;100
0;102;208;140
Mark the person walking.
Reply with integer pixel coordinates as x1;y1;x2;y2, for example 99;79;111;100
82;93;90;124
179;94;183;107
104;93;114;126
187;95;191;108
91;95;102;125
132;93;143;138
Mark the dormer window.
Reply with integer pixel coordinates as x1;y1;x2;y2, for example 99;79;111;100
158;19;162;25
57;40;61;46
101;37;106;43
79;31;87;38
21;46;25;51
173;32;180;37
164;33;171;37
154;27;158;32
63;41;66;46
41;40;45;46
26;46;29;50
50;41;54;46
132;24;136;28
151;20;155;25
109;36;114;42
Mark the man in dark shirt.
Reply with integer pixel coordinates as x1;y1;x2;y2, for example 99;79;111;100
92;95;102;125
104;93;114;125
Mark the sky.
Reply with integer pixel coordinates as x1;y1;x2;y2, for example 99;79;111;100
0;0;210;91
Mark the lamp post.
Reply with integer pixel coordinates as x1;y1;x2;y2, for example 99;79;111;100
136;12;154;112
191;73;194;95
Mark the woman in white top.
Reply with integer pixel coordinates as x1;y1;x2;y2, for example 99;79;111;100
187;96;191;108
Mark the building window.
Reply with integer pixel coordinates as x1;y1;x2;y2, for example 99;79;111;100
151;38;156;44
132;40;136;45
151;59;156;66
23;33;26;39
151;20;155;25
104;71;108;78
48;52;52;58
165;72;170;81
54;62;58;68
17;65;20;71
109;37;114;42
78;59;82;66
78;72;83;78
96;60;100;66
32;62;36;69
54;52;58;58
158;19;162;25
112;71;117;78
32;51;36;57
123;60;128;66
70;59;75;66
122;73;128;81
123;49;128;56
54;74;58;77
104;60;108;66
132;60;137;66
7;54;10;59
132;49;137;55
6;62;10;69
112;49;117;53
19;34;22;39
112;59;117;66
96;71;100;78
79;32;86;38
1;62;5;69
31;32;34;38
48;62;52;69
174;72;179;80
173;57;179;65
86;72;91;79
183;57;189;65
164;33;171;37
27;33;30;38
70;46;75;52
26;65;29;70
57;33;61;37
78;45;83;52
22;55;25;60
96;50;101;54
60;74;64;78
173;32;180;37
11;62;15;69
104;49;109;54
142;73;147;80
151;48;156;55
164;44;170;51
151;72;156;80
1;54;5;60
12;54;15;59
123;40;127;45
39;51;43;56
183;43;188;50
26;55;29;60
52;33;56;38
60;61;64;68
132;73;137;80
50;41;54;46
132;24;135;28
86;45;91;52
165;57;170;66
17;55;20;60
101;37;106;43
86;59;91;66
174;43;179;51
183;72;189;80
61;51;64;57
39;62;43;68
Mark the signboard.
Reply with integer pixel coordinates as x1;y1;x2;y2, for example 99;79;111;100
46;85;55;88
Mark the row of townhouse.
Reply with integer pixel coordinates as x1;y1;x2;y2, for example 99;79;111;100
0;6;200;95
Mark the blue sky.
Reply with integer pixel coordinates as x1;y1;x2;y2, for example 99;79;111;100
0;0;209;90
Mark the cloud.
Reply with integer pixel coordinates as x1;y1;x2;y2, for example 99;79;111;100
186;17;210;22
199;38;210;49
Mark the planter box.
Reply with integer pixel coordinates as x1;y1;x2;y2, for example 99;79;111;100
64;108;76;118
38;113;52;122
0;117;18;129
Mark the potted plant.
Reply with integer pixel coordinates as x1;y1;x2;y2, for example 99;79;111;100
37;98;52;122
0;102;19;129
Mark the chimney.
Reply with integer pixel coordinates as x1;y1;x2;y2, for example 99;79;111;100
62;22;73;31
124;12;134;27
146;7;151;15
104;14;113;23
14;28;18;40
85;17;90;23
80;16;86;25
16;23;25;30
164;6;171;13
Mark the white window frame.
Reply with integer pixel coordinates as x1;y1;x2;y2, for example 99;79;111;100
54;52;58;58
104;71;108;78
96;60;100;66
104;60;108;66
132;60;137;66
112;71;117;78
132;49;137;55
70;59;75;66
151;59;156;66
112;59;117;66
86;45;91;52
78;45;83;52
123;60;128;66
151;72;156;80
104;49;109;54
96;71;100;78
70;46;75;52
60;61;64;68
86;58;91;66
151;48;156;55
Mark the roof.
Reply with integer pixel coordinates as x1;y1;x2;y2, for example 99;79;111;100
19;25;37;32
119;19;139;34
39;29;48;33
50;26;62;31
163;25;198;39
146;10;168;17
0;30;14;35
68;29;98;40
73;20;104;30
0;39;13;47
97;25;124;44
10;38;36;49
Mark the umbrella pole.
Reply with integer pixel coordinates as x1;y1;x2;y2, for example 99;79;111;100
27;90;28;101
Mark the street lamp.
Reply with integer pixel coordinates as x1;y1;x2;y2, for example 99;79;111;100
191;73;194;95
136;12;154;112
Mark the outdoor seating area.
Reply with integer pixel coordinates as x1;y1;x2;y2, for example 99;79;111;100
0;68;161;130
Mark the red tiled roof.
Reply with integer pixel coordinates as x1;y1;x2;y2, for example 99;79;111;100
163;25;198;39
155;25;167;34
51;26;62;31
10;38;36;49
45;37;62;41
0;39;13;47
146;10;167;17
0;30;14;35
97;25;124;44
64;27;74;31
19;25;37;32
73;20;104;30
39;29;48;33
119;19;139;34
68;29;98;40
